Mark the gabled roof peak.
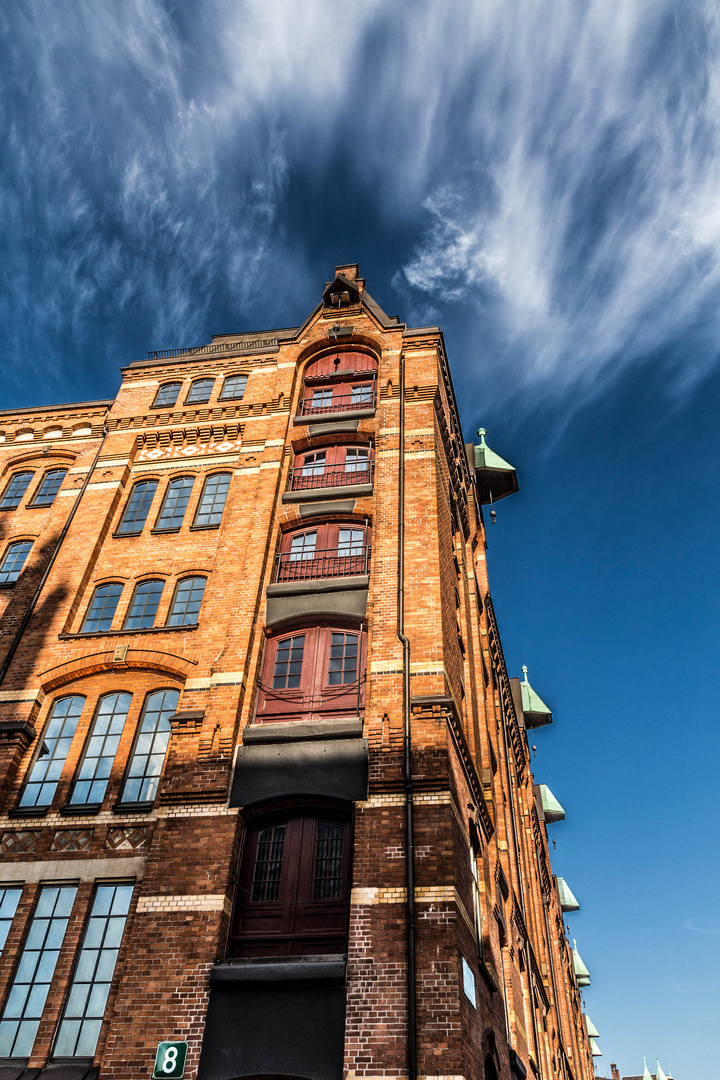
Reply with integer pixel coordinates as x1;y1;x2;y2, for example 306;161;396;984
323;265;365;309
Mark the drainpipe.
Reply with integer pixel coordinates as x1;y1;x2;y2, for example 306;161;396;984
0;425;109;687
397;350;417;1080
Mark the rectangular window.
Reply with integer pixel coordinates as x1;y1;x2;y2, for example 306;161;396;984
344;448;369;473
156;476;194;530
289;532;317;561
193;473;230;528
121;689;179;804
310;389;333;411
0;889;21;953
82;583;123;633
251;824;286;902
70;693;132;806
337;529;365;557
351;385;372;406
117;480;158;535
20;697;85;809
302;452;326;477
0;472;34;510
327;633;359;685
272;636;305;689
124;581;164;630
0;541;33;584
313;822;344;899
0;885;77;1058
54;883;133;1059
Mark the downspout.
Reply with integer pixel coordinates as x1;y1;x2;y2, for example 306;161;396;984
397;349;417;1080
0;425;109;687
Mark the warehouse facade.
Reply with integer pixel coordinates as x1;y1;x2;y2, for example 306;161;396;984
0;265;595;1080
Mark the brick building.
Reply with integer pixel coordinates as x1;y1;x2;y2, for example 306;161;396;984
0;264;596;1080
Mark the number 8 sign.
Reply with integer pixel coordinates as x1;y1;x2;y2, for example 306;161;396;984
153;1041;188;1078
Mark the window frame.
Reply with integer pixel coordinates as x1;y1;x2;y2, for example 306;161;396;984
153;475;195;532
185;378;215;405
67;691;133;808
256;624;366;723
165;575;207;628
0;471;35;511
117;687;180;807
219;374;248;401
299;351;378;418
289;444;373;492
30;467;68;507
0;540;33;585
228;806;353;958
275;521;372;582
123;579;165;630
191;472;231;530
81;582;124;634
18;695;87;812
115;479;159;536
151;382;182;409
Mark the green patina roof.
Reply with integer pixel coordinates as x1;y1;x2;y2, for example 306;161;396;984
472;429;519;504
520;666;553;727
590;1039;602;1057
643;1061;653;1080
537;783;566;822
557;877;580;912
572;940;590;985
584;1015;600;1038
656;1063;669;1080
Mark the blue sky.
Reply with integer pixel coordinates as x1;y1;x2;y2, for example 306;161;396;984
2;2;719;1075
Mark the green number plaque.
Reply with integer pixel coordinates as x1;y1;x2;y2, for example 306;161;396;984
153;1041;188;1078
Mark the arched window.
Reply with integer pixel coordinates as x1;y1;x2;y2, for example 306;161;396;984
228;809;352;956
186;378;215;404
155;475;194;530
31;468;67;506
288;444;373;492
124;580;164;629
220;374;248;400
275;523;371;582
0;471;34;510
116;479;158;535
69;692;132;806
193;472;231;528
152;382;181;408
166;576;206;626
0;541;33;584
257;624;366;723
82;583;123;633
19;696;86;810
120;688;179;804
299;351;378;418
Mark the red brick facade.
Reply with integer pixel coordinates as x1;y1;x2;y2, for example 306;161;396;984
0;265;595;1080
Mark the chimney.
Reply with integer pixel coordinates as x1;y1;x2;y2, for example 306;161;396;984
611;1065;620;1080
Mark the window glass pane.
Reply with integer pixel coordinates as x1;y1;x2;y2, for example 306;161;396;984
0;885;77;1058
313;822;345;899
33;469;68;505
289;533;316;561
344;448;369;472
153;383;181;408
121;689;179;803
20;697;85;808
0;889;21;954
220;374;248;400
337;529;365;556
82;583;123;633
194;474;230;528
124;581;164;630
166;577;206;626
0;472;34;510
311;389;333;409
54;884;132;1059
272;635;305;689
117;480;158;534
351;385;372;404
251;825;286;902
0;541;33;584
301;452;326;476
186;379;214;404
70;693;132;805
156;477;194;529
327;632;359;685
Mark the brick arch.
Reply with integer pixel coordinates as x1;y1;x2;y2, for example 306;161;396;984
37;648;197;693
295;333;382;371
0;448;77;478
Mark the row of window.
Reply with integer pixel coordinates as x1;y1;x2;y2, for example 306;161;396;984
0;880;133;1059
0;468;68;511
152;373;247;409
81;576;206;633
117;471;230;535
20;688;178;812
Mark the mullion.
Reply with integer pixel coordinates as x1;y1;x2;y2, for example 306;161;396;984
121;689;179;803
157;477;194;529
124;581;164;630
70;692;131;805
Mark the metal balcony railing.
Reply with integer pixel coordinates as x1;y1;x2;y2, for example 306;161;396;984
299;385;377;416
275;545;372;582
288;461;374;491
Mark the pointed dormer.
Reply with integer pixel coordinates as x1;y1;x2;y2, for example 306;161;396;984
323;264;364;309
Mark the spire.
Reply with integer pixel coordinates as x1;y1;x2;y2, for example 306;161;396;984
656;1062;668;1080
643;1059;653;1080
519;666;553;727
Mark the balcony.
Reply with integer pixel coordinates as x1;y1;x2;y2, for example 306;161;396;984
274;545;371;583
294;383;377;426
284;461;374;505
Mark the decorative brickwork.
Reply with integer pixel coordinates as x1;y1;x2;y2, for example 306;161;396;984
105;825;149;850
0;830;39;854
51;828;93;852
